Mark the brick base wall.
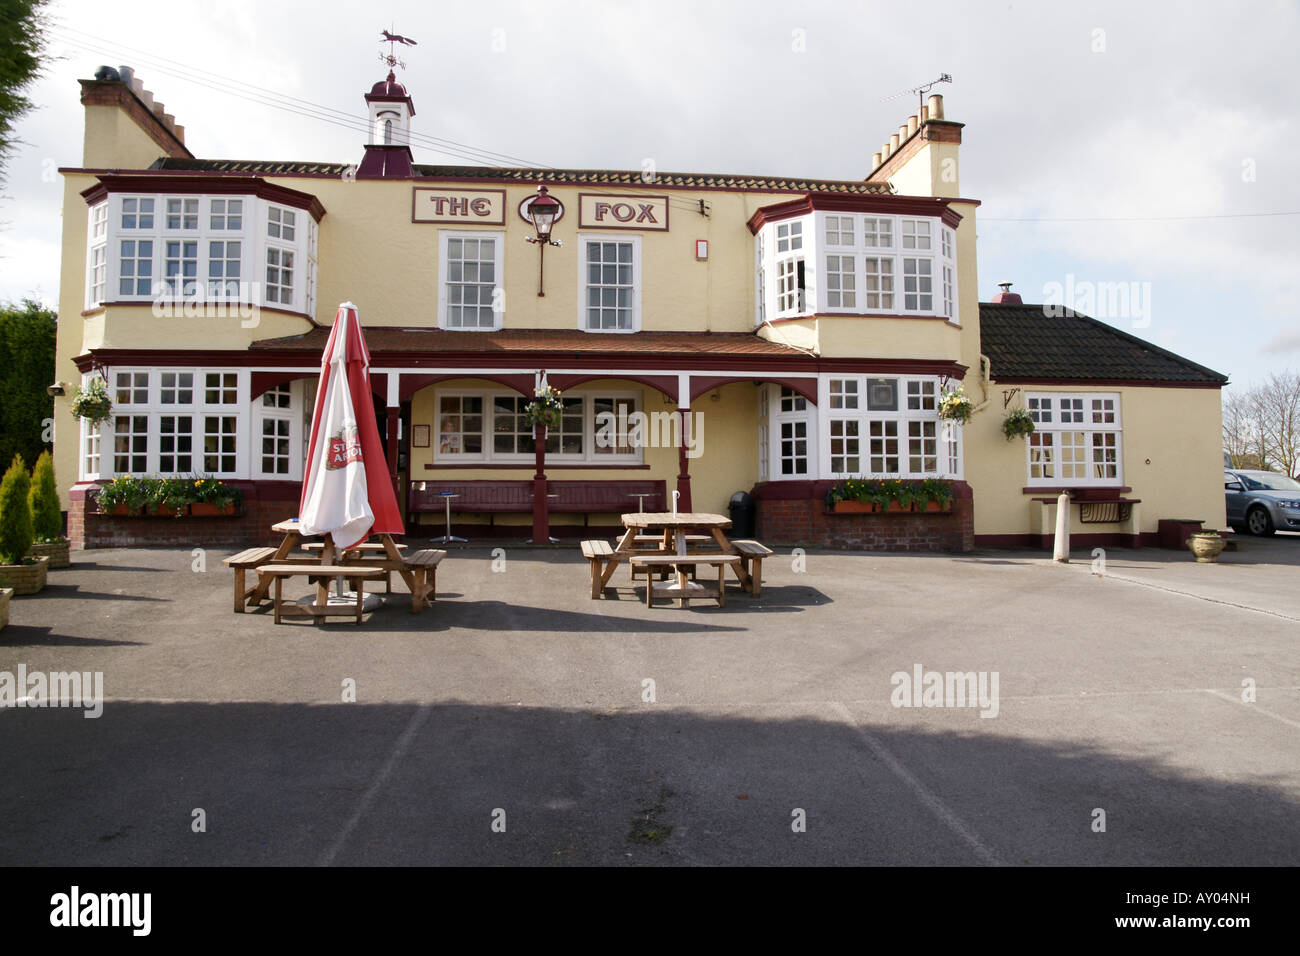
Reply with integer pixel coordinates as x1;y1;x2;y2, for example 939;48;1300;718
68;481;302;550
753;480;974;552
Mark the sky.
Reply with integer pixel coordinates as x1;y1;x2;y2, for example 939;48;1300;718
1;0;1297;394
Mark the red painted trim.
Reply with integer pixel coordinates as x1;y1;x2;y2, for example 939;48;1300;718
1022;486;1133;497
974;532;1157;549
423;462;652;471
544;373;679;402
747;193;964;234
74;346;965;381
250;370;318;398
80;175;326;221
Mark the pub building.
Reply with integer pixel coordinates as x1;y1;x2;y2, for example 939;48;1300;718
52;66;1228;551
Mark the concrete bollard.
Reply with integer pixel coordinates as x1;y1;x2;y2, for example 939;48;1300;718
1053;492;1070;562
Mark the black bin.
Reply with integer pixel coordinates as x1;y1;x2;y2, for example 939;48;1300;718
728;490;755;538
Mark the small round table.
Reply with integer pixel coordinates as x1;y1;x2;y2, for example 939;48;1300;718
435;492;466;544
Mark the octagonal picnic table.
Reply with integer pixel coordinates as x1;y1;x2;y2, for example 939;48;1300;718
610;512;756;602
247;520;424;615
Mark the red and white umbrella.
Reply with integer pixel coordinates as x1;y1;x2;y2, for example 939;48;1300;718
299;302;404;550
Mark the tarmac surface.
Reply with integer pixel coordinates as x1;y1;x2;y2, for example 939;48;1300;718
2;532;1297;866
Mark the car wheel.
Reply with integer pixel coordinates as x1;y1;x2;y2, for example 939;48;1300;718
1246;506;1275;537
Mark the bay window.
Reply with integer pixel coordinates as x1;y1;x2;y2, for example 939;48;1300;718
84;191;318;312
755;211;957;319
823;375;955;479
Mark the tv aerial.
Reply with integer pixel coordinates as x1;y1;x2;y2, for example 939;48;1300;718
880;73;952;115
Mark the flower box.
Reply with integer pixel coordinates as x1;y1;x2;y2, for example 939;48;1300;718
28;539;70;569
832;500;877;514
101;504;137;516
191;502;238;517
0;556;48;595
148;504;189;518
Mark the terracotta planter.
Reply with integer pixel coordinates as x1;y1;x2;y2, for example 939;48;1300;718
101;503;137;516
0;587;10;630
921;500;953;513
1188;533;1226;563
28;539;70;569
832;500;878;514
148;504;189;517
0;556;49;595
191;502;237;517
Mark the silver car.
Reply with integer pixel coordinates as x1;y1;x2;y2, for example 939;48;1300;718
1225;469;1300;536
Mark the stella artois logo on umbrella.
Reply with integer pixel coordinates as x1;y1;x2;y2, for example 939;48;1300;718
325;423;363;470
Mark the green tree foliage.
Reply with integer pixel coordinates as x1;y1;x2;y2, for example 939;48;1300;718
0;454;33;565
28;448;60;540
0;0;50;188
0;298;56;470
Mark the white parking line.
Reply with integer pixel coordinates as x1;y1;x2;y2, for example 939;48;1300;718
317;702;433;867
1204;689;1300;730
829;701;1004;866
1063;563;1300;624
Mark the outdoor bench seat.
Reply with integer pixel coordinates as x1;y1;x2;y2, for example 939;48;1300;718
581;539;614;598
630;554;741;608
222;547;278;613
410;479;667;533
401;548;445;613
729;540;774;597
303;541;409;593
255;564;384;625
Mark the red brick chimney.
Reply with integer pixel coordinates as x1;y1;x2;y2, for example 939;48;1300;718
991;281;1022;304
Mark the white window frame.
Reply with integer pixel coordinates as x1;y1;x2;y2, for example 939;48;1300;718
433;388;643;464
252;380;304;479
577;234;642;333
818;374;960;480
762;385;814;479
84;368;254;480
1025;392;1123;487
438;230;505;330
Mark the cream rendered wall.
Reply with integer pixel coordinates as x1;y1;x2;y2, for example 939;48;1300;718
81;105;173;170
965;384;1227;536
267;177;798;332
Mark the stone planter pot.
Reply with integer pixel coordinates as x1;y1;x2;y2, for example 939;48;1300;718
28;539;70;569
191;502;238;517
1188;533;1226;563
0;556;49;595
0;587;11;630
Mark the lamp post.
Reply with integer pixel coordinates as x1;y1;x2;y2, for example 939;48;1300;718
524;185;563;297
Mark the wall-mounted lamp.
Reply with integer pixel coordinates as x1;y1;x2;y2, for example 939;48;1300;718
46;382;66;397
523;185;564;297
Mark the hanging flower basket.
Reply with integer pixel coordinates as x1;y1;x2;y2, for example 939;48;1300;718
1002;407;1036;441
524;384;564;430
69;377;114;426
937;386;974;425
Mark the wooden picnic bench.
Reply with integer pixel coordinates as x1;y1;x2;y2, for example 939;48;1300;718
257;564;385;624
303;541;409;592
401;548;445;613
729;540;774;597
630;554;741;608
223;546;280;613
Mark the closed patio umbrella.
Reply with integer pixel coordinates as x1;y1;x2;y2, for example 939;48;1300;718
299;301;404;550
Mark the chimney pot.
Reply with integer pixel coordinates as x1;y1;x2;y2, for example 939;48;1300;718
927;93;944;120
871;152;882;168
992;281;1023;305
907;114;918;135
889;133;900;151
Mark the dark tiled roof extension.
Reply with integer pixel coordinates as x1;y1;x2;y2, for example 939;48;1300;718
979;302;1228;385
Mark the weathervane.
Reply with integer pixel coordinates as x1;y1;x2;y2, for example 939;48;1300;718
379;27;418;71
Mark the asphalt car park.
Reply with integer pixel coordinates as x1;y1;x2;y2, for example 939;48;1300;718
1;541;1297;866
